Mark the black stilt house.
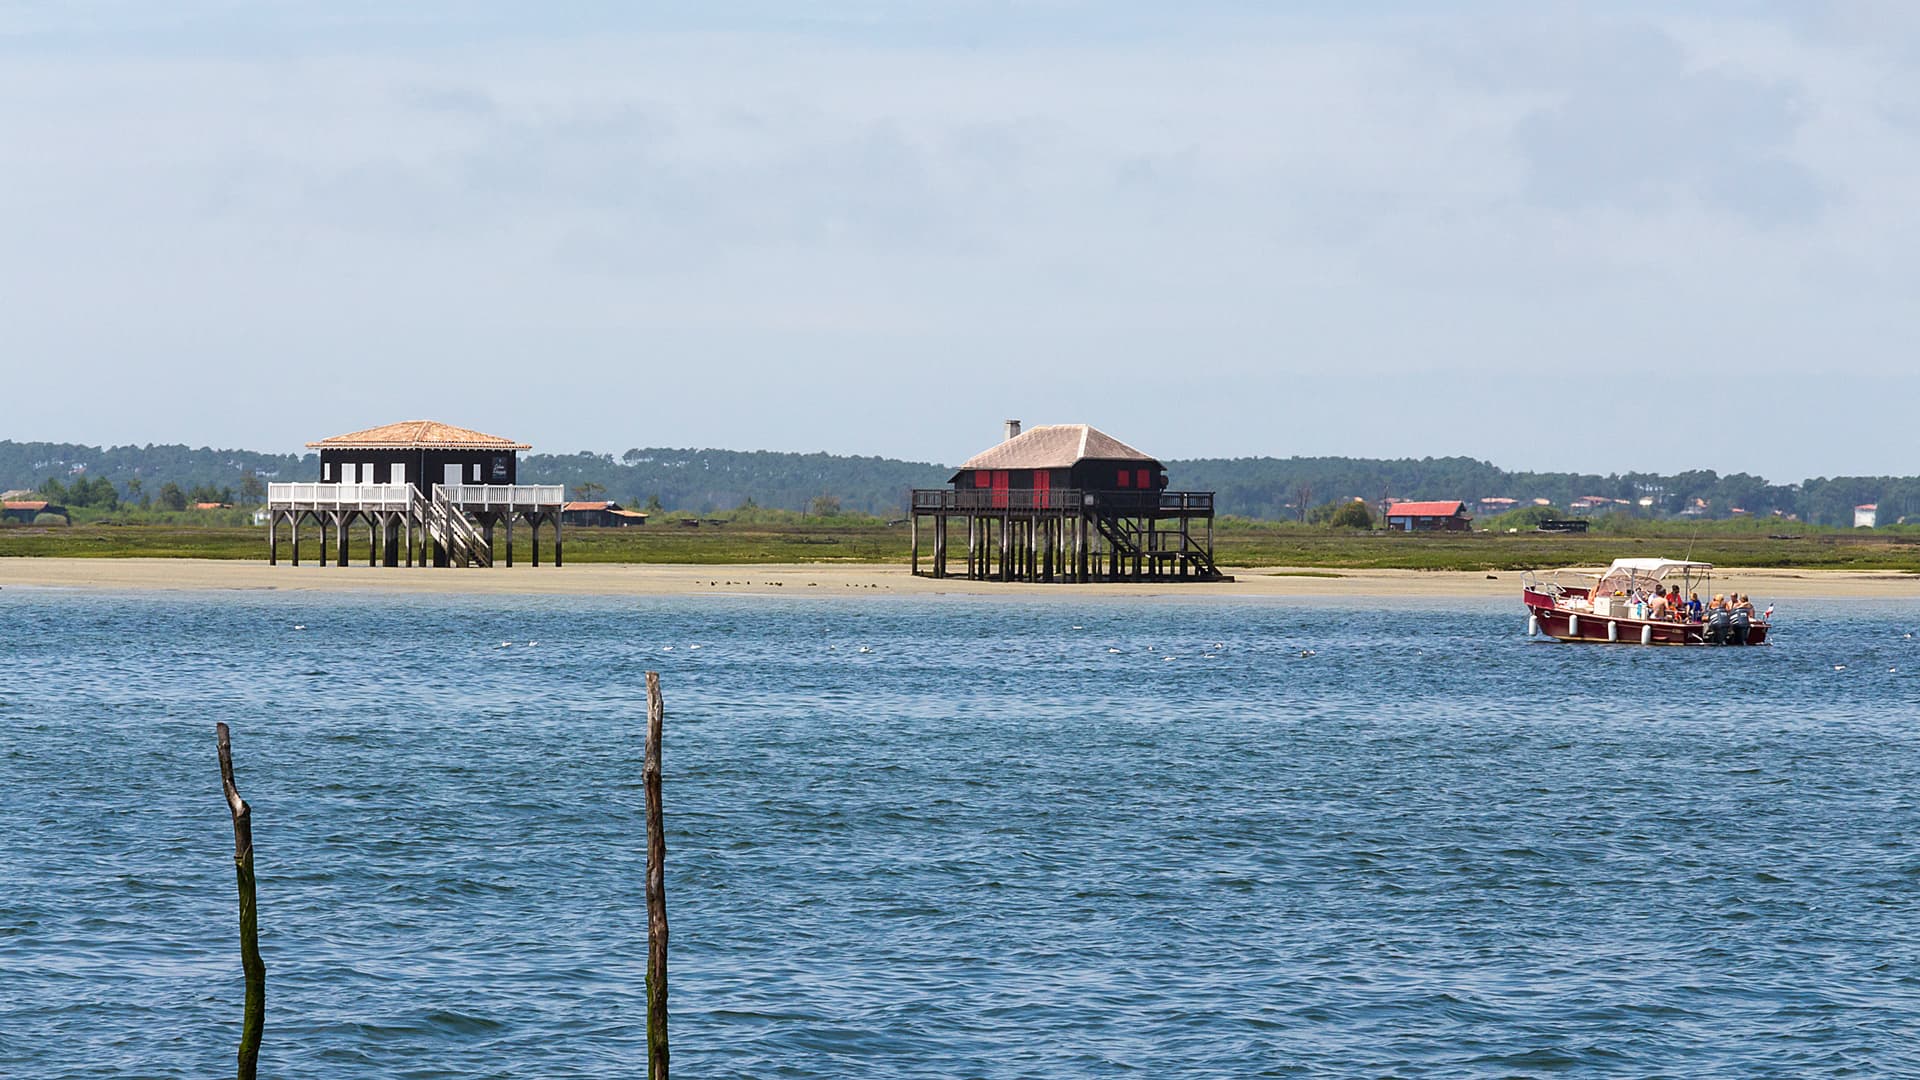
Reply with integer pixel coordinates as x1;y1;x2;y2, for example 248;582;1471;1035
309;420;528;493
264;419;564;570
910;421;1224;583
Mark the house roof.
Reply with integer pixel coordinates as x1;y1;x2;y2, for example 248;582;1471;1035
307;420;531;451
563;501;618;512
1386;500;1467;517
4;500;49;511
1858;503;1879;510
955;424;1158;472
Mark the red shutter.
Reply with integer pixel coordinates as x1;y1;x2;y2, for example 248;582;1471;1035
1137;469;1151;490
992;470;1010;508
1117;470;1130;488
1034;470;1051;508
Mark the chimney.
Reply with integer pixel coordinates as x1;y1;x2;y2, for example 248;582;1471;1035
1003;419;1022;442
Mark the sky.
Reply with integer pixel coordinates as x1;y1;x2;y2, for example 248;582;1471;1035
4;2;1919;479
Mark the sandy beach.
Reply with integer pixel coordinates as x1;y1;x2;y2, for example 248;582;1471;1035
2;557;1916;600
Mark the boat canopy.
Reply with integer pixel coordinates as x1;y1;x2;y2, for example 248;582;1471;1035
1593;558;1713;597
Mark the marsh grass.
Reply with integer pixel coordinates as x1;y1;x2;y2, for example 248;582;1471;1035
5;519;1919;572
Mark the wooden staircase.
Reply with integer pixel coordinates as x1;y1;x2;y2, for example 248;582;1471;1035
420;486;492;567
1094;514;1223;580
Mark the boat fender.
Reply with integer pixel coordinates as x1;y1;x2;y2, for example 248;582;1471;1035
1528;615;1540;637
1641;624;1653;646
1607;620;1618;642
1568;614;1579;637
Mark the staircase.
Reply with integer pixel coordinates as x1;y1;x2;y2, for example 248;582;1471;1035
419;486;492;567
1093;514;1223;580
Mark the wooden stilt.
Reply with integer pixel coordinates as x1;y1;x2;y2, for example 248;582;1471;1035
644;672;669;1079
216;723;265;1080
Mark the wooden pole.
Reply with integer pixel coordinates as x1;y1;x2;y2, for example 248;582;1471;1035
216;723;265;1080
644;672;669;1079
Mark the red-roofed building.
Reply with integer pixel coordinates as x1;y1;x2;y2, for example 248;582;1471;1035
1385;500;1471;532
2;500;67;523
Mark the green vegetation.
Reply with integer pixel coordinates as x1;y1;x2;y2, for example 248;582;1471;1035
1310;499;1375;530
7;514;1920;572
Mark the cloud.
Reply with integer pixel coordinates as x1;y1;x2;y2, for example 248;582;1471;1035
1497;23;1823;224
1;6;1918;477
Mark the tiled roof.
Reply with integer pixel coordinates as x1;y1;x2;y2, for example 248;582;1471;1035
956;424;1157;471
4;500;49;511
307;420;531;450
1386;500;1468;517
563;501;618;512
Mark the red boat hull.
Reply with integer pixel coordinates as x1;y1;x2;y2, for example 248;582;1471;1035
1523;588;1769;646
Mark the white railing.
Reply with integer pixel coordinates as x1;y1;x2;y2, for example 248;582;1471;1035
427;486;492;566
267;483;415;511
435;484;564;508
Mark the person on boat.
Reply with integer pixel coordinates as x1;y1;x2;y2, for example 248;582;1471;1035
1649;590;1669;619
1706;596;1731;645
1730;596;1752;645
1667;586;1684;621
1687;592;1703;621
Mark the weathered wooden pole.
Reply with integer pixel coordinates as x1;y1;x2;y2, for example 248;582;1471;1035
216;723;265;1080
644;672;669;1079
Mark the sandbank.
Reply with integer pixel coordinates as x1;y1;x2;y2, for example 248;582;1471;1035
1;558;1916;601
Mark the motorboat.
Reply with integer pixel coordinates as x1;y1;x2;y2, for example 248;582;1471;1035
1521;558;1770;645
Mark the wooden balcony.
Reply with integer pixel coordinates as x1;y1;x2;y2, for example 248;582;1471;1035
910;489;1214;515
267;483;415;511
436;484;564;510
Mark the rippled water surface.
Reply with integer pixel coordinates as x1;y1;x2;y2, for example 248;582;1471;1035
5;588;1920;1077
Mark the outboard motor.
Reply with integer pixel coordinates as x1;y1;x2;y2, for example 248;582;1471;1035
1730;606;1751;646
1707;607;1730;645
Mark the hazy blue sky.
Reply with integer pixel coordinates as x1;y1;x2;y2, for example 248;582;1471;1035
5;2;1917;478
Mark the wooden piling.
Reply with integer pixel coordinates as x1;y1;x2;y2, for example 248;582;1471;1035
216;723;265;1080
644;672;669;1079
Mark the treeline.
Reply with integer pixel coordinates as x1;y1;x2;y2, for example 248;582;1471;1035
0;441;1910;526
528;448;949;517
1174;456;1903;528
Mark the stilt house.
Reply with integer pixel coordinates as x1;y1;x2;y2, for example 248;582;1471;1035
264;420;565;568
910;421;1224;583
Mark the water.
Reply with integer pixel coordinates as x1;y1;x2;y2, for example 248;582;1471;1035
3;588;1920;1077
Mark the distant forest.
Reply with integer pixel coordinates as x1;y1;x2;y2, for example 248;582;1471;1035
0;440;1910;527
